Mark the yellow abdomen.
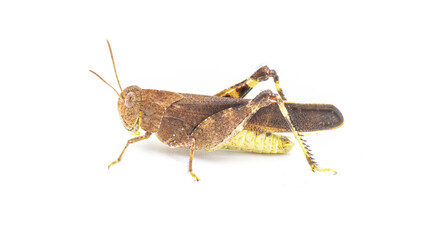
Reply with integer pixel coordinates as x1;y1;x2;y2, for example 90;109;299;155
222;130;294;154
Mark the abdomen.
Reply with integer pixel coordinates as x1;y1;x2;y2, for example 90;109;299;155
222;130;294;154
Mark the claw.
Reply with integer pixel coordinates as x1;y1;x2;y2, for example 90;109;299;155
108;160;119;169
311;165;337;175
189;171;200;182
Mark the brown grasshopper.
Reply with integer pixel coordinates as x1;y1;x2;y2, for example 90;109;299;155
90;41;344;181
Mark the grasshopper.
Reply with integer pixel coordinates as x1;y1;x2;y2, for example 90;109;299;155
90;41;344;181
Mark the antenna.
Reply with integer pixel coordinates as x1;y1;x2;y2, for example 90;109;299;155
106;40;123;92
89;70;120;97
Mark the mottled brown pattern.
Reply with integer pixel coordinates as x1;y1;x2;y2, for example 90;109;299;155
157;93;343;135
191;90;273;151
156;91;343;152
247;102;344;132
140;89;184;133
156;91;272;150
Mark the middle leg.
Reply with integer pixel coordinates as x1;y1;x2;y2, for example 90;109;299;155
188;145;200;182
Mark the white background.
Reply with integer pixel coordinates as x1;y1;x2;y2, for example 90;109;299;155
1;0;431;239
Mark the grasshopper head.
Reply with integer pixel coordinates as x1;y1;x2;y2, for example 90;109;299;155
90;41;144;133
118;85;142;132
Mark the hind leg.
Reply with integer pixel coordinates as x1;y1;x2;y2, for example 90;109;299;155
217;67;336;174
169;90;276;181
271;95;336;174
192;90;275;152
215;66;287;100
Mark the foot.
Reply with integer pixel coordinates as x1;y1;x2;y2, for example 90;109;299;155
311;164;337;175
189;171;200;181
108;160;119;169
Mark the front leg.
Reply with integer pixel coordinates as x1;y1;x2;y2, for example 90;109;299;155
108;132;152;169
215;66;287;100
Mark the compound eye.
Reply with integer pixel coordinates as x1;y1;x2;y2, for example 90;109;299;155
124;92;136;108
